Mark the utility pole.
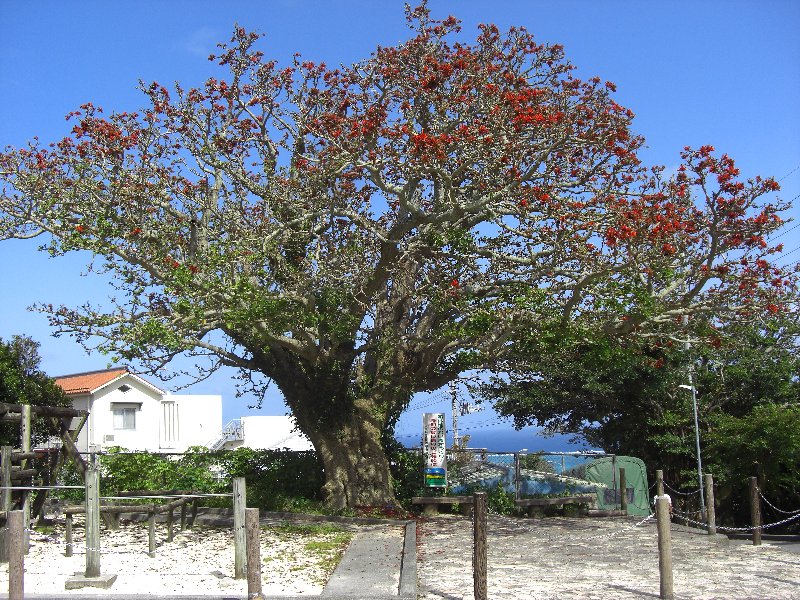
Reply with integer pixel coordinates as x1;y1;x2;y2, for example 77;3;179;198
682;312;706;519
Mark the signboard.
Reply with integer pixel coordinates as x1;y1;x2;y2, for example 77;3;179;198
422;413;447;487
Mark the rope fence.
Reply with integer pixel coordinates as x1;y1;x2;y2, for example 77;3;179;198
758;488;800;516
575;512;656;542
661;480;702;497
671;507;800;532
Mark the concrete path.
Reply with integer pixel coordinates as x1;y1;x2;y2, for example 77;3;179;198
321;521;414;598
416;514;800;599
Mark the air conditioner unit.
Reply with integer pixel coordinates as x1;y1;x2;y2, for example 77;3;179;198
103;434;115;443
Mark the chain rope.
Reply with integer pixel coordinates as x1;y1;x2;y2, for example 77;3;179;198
757;488;800;515
661;480;701;497
671;507;800;532
492;512;656;542
575;513;656;541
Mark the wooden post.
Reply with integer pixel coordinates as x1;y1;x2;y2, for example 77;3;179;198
1;446;12;510
65;513;73;557
148;505;157;557
473;491;488;600
8;510;23;600
0;445;12;563
704;474;716;535
180;501;188;531
749;477;761;546
245;507;263;600
167;507;174;542
619;467;627;515
656;469;664;496
20;405;31;554
611;455;618;509
85;468;101;578
656;496;674;600
187;497;198;529
233;477;247;579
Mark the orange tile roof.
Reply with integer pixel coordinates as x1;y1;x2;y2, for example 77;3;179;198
55;368;134;396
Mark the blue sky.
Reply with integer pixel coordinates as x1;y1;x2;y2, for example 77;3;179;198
1;1;799;449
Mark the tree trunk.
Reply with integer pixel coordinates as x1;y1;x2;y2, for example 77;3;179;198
262;344;412;511
300;401;396;511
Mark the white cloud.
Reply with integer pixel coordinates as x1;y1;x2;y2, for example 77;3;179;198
177;27;220;58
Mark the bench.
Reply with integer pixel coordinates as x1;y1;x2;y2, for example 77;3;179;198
412;496;474;516
515;494;597;517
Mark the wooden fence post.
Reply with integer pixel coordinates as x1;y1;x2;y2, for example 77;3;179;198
704;474;716;535
619;467;628;515
180;501;187;530
167;507;174;542
473;491;488;600
20;405;31;553
233;477;247;579
8;510;24;600
656;496;674;599
85;468;101;578
0;445;12;563
749;477;761;546
148;505;157;557
188;497;198;529
656;469;664;496
65;513;73;557
245;507;264;600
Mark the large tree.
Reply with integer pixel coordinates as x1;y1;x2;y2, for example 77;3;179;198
0;336;72;446
0;5;793;508
483;317;800;527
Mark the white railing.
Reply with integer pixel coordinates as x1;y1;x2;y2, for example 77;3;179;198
206;419;244;451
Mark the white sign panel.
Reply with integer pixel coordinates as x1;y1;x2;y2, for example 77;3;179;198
422;412;447;487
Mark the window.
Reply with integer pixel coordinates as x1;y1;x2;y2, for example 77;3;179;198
113;407;136;430
111;403;140;430
162;401;179;443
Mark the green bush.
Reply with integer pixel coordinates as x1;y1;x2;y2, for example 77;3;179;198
51;447;326;512
212;447;325;511
99;446;222;494
386;441;426;505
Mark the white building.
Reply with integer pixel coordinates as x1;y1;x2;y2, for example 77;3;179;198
208;415;313;452
54;368;222;453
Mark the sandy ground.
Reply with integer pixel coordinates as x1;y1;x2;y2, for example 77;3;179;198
417;514;800;600
3;516;355;597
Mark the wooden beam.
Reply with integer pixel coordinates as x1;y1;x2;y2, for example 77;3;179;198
0;402;86;419
60;431;87;480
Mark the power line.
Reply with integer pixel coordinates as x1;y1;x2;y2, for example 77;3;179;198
776;244;800;264
778;163;800;182
769;221;800;242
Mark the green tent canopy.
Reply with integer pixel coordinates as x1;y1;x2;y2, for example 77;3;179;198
581;456;651;516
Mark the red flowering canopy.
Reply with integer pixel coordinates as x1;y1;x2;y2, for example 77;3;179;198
0;4;794;508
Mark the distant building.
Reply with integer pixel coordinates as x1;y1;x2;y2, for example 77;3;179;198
207;415;313;452
54;368;222;453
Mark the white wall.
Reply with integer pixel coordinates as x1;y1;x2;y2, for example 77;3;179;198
67;377;223;453
227;416;313;451
163;394;222;452
89;377;162;451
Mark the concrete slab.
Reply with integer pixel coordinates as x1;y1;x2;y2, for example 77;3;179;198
323;524;407;597
64;572;118;590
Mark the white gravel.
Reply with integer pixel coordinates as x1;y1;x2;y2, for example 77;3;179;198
3;516;353;596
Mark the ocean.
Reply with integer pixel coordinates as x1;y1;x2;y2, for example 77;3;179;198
398;426;598;453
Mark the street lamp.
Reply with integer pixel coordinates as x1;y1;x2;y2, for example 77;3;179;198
679;382;706;519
